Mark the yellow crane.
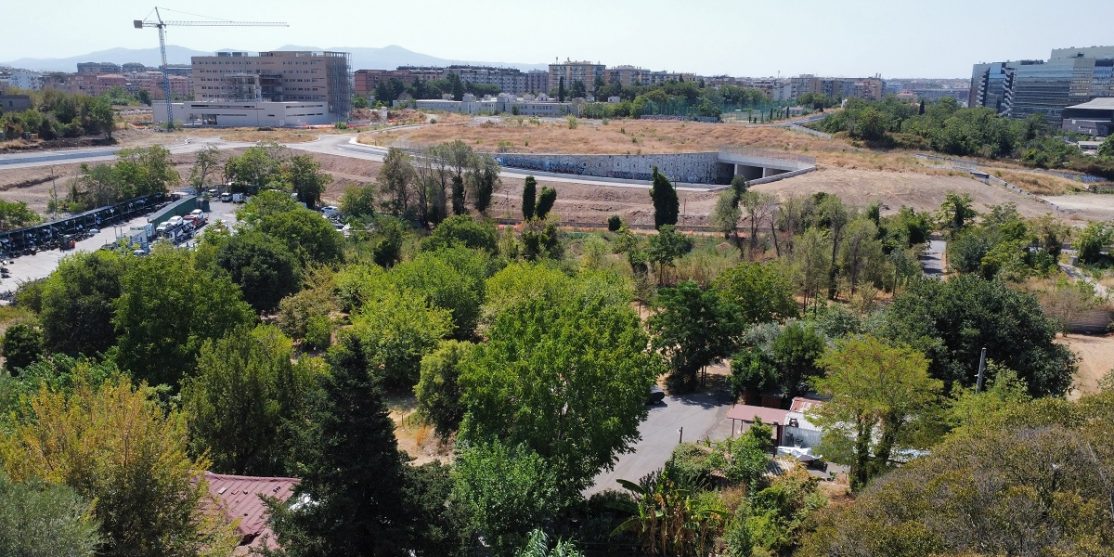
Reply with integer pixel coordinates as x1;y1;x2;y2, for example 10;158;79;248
133;7;288;129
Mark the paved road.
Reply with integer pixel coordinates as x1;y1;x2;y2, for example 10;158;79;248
1060;249;1110;299
587;390;734;496
0;132;718;191
920;238;946;278
0;137;256;170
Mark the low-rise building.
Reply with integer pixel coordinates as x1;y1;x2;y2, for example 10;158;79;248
154;100;331;127
203;472;298;554
1062;97;1114;137
0;94;32;112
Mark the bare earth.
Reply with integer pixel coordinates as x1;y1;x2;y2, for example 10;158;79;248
752;167;1060;217
1059;334;1114;399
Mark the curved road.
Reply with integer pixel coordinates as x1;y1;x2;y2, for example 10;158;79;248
1;132;717;191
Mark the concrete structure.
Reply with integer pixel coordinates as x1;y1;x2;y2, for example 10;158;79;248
0;94;32;112
1062;97;1114;137
548;60;605;95
192;51;351;117
154;100;331;128
492;148;815;185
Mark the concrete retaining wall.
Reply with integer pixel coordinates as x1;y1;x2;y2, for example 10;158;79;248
493;152;727;184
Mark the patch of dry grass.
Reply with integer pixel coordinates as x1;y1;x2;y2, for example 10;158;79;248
988;168;1086;195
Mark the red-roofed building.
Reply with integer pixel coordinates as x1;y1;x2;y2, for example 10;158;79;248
204;472;299;554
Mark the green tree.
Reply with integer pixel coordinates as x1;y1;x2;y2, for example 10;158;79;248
392;249;486;339
522;176;537;220
939;191;976;234
880;275;1076;396
0;376;238;557
0;475;101;557
812;335;943;490
266;332;410;556
415;340;474;437
422;214;498;254
535;186;557;220
469;153;500;214
0;200;41;231
713;261;798;325
799;393;1114;557
729;467;826;556
378;148;416;219
460;267;659;495
1098;134;1114;158
647;224;692;285
215;231;300;313
650;167;680;229
1075;221;1111;265
286;154;331;210
339;182;376;219
257;206;345;266
180;325;321;476
452;440;559;551
618;463;727;557
347;288;452;388
769;321;826;399
188;145;221;194
2;320;43;373
223;142;285;190
451;175;466;215
791;227;831;312
649;281;738;390
113;248;254;388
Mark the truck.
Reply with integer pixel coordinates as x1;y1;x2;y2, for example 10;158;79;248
130;223;155;242
232;193;245;204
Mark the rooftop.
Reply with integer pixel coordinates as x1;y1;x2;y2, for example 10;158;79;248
1067;97;1114;111
204;472;299;553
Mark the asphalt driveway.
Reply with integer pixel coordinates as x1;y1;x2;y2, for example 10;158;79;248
587;389;735;496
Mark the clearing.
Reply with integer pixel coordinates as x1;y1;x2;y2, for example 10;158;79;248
1060;334;1114;399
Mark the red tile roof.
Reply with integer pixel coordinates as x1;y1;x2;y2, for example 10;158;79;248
204;472;299;553
789;396;825;413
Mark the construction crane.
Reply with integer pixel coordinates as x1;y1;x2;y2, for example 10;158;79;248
133;7;288;129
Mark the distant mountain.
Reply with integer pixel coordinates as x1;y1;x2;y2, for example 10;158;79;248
274;44;548;72
2;45;213;72
2;44;548;73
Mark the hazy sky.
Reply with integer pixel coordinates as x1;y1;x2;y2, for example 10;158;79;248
3;0;1112;77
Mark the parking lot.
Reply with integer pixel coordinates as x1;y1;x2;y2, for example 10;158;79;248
0;199;240;292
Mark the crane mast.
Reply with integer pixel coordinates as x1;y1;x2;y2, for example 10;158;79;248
133;7;288;130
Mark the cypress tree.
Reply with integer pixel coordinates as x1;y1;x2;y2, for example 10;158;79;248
522;176;537;220
650;167;679;229
451;175;466;215
535;187;557;220
269;332;410;556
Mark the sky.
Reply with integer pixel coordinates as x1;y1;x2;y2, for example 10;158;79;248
2;0;1113;78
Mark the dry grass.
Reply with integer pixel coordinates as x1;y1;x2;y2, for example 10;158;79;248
1058;334;1114;399
987;168;1086;196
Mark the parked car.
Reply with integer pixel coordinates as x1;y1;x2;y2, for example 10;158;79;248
647;385;665;405
220;192;233;202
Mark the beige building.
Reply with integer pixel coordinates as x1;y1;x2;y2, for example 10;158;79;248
548;60;605;95
192;51;351;117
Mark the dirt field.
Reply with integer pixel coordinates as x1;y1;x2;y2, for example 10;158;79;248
751;167;1061;217
1059;334;1114;399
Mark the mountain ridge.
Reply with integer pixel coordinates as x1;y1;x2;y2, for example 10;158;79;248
2;44;548;73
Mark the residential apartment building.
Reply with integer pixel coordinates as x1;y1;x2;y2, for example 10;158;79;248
0;68;42;91
77;62;121;75
606;65;651;88
355;66;548;97
192;50;351;117
970;46;1114;124
548;60;605;95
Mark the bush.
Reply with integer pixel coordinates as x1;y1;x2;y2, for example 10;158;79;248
607;214;623;232
2;321;43;373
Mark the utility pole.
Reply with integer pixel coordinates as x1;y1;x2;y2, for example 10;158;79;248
976;347;987;391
